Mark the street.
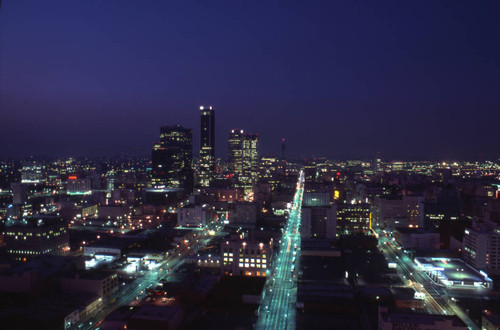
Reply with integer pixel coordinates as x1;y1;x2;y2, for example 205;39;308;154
256;170;305;330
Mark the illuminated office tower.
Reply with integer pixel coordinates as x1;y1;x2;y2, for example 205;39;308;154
337;203;371;235
228;130;258;190
199;106;215;187
228;129;244;175
152;125;193;192
21;162;45;184
241;134;259;186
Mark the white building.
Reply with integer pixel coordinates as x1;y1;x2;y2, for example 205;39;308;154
84;246;122;257
463;227;500;274
221;238;272;277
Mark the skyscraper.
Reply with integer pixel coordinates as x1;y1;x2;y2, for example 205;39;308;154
228;129;258;190
199;106;215;187
228;129;244;176
152;125;193;192
241;133;259;186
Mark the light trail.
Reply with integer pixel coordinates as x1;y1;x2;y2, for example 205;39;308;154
256;170;304;330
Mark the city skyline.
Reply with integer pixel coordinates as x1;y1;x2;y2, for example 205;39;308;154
1;1;500;159
2;2;500;329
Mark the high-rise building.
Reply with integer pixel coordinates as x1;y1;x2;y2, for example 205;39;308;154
228;130;259;190
11;183;29;205
199;106;215;187
301;205;337;239
241;134;259;186
258;156;285;192
337;203;371;236
152;125;193;192
228;129;244;175
463;226;500;275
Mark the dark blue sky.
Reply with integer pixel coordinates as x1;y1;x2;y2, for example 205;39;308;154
1;1;499;160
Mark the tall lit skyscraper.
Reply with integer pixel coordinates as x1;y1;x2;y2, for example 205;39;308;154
241;133;259;186
228;130;259;190
199;106;215;187
152;125;193;192
228;129;244;176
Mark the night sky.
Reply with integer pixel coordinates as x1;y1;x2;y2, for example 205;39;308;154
1;1;499;160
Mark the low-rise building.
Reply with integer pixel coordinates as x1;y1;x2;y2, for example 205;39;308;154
228;202;257;227
67;176;91;195
221;236;273;277
177;204;215;227
393;228;440;250
58;270;119;301
128;305;184;330
3;217;69;261
379;307;467;330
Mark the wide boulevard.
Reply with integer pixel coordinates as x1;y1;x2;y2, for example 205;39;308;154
256;170;305;330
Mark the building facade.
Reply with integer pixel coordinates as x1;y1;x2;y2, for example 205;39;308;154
177;204;215;227
152;125;193;192
67;176;91;195
221;237;272;277
336;203;371;236
463;227;500;274
301;205;337;239
228;129;244;176
240;134;259;187
228;130;259;190
393;228;440;250
3;218;69;261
